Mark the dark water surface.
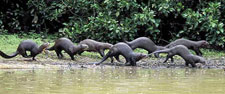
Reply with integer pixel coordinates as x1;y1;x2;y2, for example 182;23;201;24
0;67;225;94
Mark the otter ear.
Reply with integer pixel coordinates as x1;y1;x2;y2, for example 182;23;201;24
202;41;210;48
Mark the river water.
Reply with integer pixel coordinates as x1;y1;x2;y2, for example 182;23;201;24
0;67;225;94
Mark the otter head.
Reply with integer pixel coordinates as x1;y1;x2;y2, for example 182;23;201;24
199;57;206;65
79;44;89;50
104;43;113;49
200;40;210;48
39;42;50;53
194;55;206;65
135;53;148;62
70;44;89;54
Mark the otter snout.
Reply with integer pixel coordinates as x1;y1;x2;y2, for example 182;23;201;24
201;60;206;65
42;42;50;53
201;41;211;48
199;58;206;65
80;44;89;50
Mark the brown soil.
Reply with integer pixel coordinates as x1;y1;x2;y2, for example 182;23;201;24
0;55;225;69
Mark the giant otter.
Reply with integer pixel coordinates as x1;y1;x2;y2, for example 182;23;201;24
151;45;206;67
47;38;88;60
78;39;113;57
165;38;210;56
96;42;147;66
0;40;49;60
125;37;166;58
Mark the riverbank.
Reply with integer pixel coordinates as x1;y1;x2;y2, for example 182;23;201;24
0;54;225;69
0;34;225;69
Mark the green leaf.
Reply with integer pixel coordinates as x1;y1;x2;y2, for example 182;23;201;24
116;11;120;17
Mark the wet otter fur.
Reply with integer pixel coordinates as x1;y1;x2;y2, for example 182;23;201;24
47;38;88;60
0;40;49;60
152;45;206;67
78;39;113;57
96;42;147;66
125;37;166;58
165;38;210;56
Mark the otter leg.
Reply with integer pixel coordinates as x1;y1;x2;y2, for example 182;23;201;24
25;51;31;57
193;47;202;56
58;50;64;58
170;57;174;63
131;58;136;66
55;49;61;59
98;49;105;57
56;52;61;59
78;50;84;55
154;53;160;58
69;54;75;60
56;49;64;59
129;56;136;66
190;62;196;67
22;53;28;58
110;56;114;63
115;55;121;62
148;51;153;57
125;56;136;66
185;62;189;66
32;55;37;61
163;55;170;63
125;57;130;65
30;51;38;60
20;50;28;58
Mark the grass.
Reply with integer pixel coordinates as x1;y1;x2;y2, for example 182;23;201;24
0;34;224;60
0;34;102;59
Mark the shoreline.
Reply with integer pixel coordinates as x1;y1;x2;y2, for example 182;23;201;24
0;56;225;70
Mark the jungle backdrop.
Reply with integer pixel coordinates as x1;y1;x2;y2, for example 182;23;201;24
0;0;225;49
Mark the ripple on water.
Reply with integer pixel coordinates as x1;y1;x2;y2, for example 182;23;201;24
0;68;224;94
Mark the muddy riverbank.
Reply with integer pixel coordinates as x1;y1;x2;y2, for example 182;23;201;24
0;55;225;69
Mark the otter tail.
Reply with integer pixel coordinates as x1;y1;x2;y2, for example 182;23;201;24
164;44;170;48
156;46;167;51
96;51;111;65
148;49;170;57
122;37;129;44
0;51;19;58
46;46;55;51
123;40;129;44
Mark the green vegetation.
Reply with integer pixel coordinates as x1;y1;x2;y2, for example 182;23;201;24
0;0;225;49
0;34;224;60
0;34;103;59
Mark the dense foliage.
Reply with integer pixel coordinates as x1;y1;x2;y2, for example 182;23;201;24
0;0;225;48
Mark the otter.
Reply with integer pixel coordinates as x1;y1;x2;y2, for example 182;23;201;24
0;40;49;60
47;38;88;60
151;45;206;67
96;42;147;66
165;38;210;56
125;37;166;58
78;39;113;57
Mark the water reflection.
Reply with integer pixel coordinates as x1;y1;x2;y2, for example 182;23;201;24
0;68;224;94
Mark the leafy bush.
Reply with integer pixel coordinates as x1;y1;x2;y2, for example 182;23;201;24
0;0;225;48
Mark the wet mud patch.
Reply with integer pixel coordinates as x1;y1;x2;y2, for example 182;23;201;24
0;56;225;69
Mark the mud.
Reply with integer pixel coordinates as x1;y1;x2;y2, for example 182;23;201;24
0;55;225;69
